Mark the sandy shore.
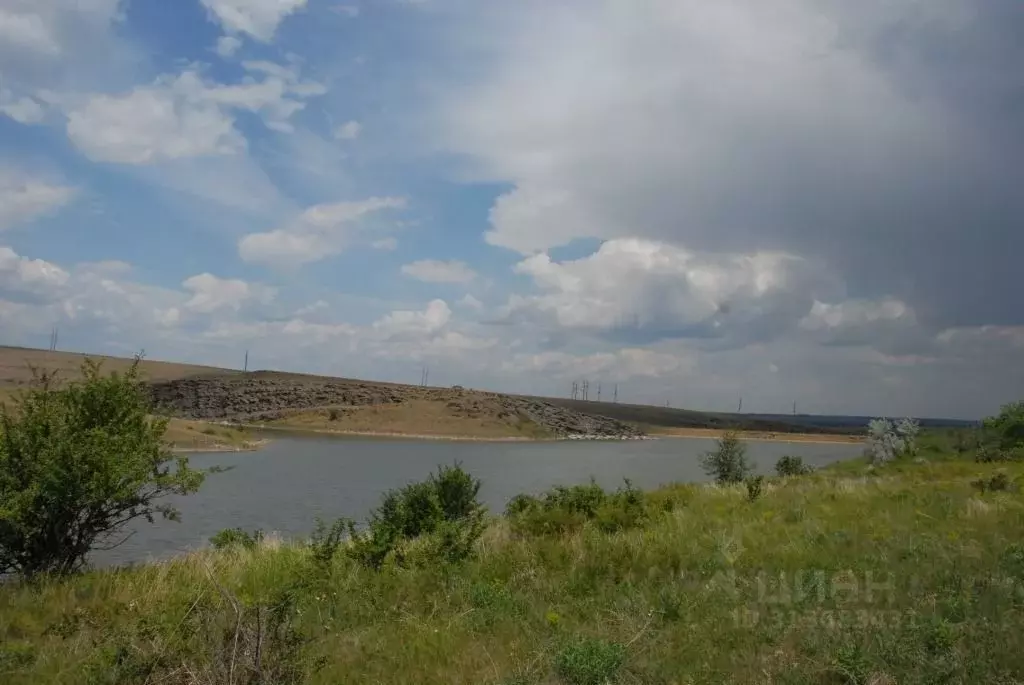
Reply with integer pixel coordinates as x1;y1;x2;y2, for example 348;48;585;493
170;439;271;454
238;424;542;443
650;427;864;445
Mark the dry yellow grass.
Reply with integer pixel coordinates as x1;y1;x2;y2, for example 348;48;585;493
649;425;864;444
162;418;266;452
0;346;237;388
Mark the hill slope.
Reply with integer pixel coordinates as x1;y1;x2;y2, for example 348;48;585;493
0;345;909;439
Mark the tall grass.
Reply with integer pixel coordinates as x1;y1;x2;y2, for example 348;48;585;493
3;445;1024;683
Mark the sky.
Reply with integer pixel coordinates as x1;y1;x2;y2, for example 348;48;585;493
1;0;1022;419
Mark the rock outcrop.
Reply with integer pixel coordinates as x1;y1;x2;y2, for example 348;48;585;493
148;372;643;439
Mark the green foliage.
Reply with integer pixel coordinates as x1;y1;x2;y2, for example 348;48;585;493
975;445;1023;463
971;472;1014;494
0;357;206;577
745;475;764;502
700;432;752;484
775;454;812;477
506;480;648;536
505;493;540;517
983;401;1024;450
209;528;264;551
345;462;486;569
554;637;626;685
309;517;350;567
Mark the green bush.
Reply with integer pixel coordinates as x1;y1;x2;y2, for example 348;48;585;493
346;462;486;569
745;475;765;502
309;517;350;567
555;637;627;685
775;455;812;477
545;481;608;517
983;401;1024;450
0;357;206;577
507;480;648;536
504;493;541;517
972;472;1014;494
209;527;264;550
700;432;753;484
975;445;1022;463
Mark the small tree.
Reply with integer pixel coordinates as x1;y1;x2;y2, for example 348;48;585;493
983;401;1024;450
866;417;920;465
0;357;206;577
701;431;753;484
775;455;812;477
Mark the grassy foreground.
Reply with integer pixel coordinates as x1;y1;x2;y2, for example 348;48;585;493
3;445;1024;683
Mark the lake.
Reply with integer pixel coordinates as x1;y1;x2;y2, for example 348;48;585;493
92;434;863;567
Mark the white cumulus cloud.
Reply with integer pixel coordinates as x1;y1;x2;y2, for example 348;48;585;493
182;273;275;313
65;65;325;163
401;259;477;284
200;0;307;41
0;170;76;231
239;196;406;266
333;120;361;140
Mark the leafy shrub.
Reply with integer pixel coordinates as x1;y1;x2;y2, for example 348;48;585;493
546;480;608;517
346;462;486;569
594;480;647;533
0;357;206;577
745;475;765;502
555;637;627;685
975;445;1022;463
309;517;350;567
506;480;648;536
505;493;541;517
327;408;340;422
700;432;753;484
775;455;812;477
209;527;264;550
972;472;1014;494
866;417;920;464
983;401;1024;450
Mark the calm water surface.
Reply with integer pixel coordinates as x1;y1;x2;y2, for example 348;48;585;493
93;435;862;567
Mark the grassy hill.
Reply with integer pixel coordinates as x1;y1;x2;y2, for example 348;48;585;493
0;345;960;440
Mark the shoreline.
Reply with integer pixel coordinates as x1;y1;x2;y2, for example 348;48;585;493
650;426;863;445
170;420;863;448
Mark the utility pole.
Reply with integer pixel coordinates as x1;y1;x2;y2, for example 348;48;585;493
613;384;618;403
244;350;249;372
737;397;743;413
424;368;429;387
597;383;602;402
793;400;797;416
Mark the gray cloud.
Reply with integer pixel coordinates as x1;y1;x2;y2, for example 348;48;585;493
439;0;1024;333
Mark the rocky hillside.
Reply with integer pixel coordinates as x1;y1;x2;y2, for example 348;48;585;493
148;372;643;439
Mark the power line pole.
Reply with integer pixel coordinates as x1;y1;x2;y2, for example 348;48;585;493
597;383;602;402
244;350;249;372
737;397;743;413
793;400;797;416
613;384;618;403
